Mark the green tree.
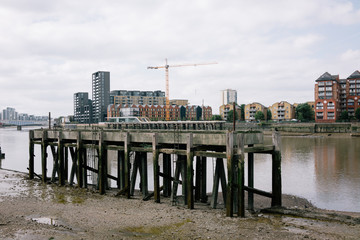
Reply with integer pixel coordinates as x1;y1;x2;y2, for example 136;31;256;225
227;110;238;122
295;103;314;122
355;108;360;121
254;111;265;121
339;111;349;122
211;114;223;121
240;104;245;121
267;109;272;121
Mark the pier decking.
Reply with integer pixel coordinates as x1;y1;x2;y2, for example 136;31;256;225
29;126;281;217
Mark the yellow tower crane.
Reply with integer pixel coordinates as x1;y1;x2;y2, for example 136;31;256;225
148;59;217;121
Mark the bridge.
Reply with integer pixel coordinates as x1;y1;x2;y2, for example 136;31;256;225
0;120;48;126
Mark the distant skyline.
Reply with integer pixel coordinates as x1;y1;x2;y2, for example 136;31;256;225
0;0;359;117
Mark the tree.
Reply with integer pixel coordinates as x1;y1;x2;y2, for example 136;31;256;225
227;110;238;122
267;109;272;121
339;111;349;122
211;114;223;121
240;104;245;121
355;108;360;121
295;103;314;122
254;111;265;121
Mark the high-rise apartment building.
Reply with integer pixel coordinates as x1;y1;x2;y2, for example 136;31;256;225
92;71;110;123
2;107;17;120
221;89;237;105
74;92;93;123
314;70;360;122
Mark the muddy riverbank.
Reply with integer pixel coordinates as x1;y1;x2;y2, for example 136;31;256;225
1;169;360;239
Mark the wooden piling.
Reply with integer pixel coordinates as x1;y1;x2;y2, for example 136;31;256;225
124;133;131;198
247;143;254;211
41;130;48;183
237;133;245;217
271;131;282;207
162;154;172;197
58;131;65;186
29;130;35;179
226;131;234;217
140;152;149;197
152;133;160;203
186;133;194;209
99;130;106;194
76;131;83;188
210;158;227;209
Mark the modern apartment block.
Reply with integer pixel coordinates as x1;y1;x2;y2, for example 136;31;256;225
74;92;93;123
219;104;241;121
111;90;165;106
244;102;268;122
269;101;295;121
108;104;212;121
92;71;110;123
314;70;360;122
221;89;237;105
2;107;17;120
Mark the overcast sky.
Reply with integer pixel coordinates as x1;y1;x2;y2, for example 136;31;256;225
1;0;360;117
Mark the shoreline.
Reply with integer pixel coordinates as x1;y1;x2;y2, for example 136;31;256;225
1;169;360;239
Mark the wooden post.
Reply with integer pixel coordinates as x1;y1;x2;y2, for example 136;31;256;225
211;158;227;209
200;156;207;203
29;130;35;179
41;130;48;183
152;133;160;203
226;131;234;217
140;152;149;197
272;131;282;207
124;132;131;198
130;152;140;196
76;131;83;188
82;149;88;188
171;155;182;204
237;133;245;217
69;147;77;185
187;133;194;209
117;150;125;189
58;131;65;186
64;147;69;182
195;156;201;201
163;154;172;197
247;144;254;211
99;130;106;194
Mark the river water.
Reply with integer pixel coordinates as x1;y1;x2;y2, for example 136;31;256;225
0;127;359;212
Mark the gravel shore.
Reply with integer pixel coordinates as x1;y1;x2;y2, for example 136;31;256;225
1;169;360;240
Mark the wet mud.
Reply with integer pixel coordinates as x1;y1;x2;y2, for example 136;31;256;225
1;169;360;240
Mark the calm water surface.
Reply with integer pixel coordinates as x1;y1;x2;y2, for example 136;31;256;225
0;127;359;212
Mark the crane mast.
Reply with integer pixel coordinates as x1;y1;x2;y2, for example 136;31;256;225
148;59;217;121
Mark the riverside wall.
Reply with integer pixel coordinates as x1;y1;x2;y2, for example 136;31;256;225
231;122;360;134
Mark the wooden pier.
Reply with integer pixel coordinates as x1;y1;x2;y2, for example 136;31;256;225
29;127;282;217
